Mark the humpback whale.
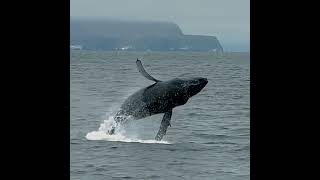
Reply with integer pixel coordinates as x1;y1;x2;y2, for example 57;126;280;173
108;59;208;141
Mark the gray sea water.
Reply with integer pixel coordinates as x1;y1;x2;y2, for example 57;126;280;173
70;51;250;180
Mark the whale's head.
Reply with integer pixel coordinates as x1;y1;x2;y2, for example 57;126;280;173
168;77;208;101
183;77;208;98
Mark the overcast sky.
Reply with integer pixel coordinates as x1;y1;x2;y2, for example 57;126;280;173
71;0;250;51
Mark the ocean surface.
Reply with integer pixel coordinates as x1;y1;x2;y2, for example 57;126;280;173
70;51;250;180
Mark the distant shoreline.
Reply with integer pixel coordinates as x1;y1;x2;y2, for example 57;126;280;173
70;49;249;54
71;19;224;53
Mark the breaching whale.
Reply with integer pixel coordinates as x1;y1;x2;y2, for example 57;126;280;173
108;59;208;141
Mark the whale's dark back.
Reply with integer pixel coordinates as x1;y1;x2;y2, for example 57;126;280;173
117;80;186;119
117;77;207;119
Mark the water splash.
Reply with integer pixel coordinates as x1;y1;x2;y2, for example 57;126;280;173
86;115;171;144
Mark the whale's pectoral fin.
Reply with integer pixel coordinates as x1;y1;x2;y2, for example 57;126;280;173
136;59;161;83
155;110;172;141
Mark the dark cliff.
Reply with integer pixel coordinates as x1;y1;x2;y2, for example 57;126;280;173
70;19;223;53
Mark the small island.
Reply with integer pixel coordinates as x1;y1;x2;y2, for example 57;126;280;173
70;18;223;54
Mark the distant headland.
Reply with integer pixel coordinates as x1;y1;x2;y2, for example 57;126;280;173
70;18;223;53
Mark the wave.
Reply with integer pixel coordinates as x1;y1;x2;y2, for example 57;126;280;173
85;114;171;144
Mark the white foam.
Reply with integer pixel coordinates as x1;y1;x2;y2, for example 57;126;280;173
86;115;171;144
